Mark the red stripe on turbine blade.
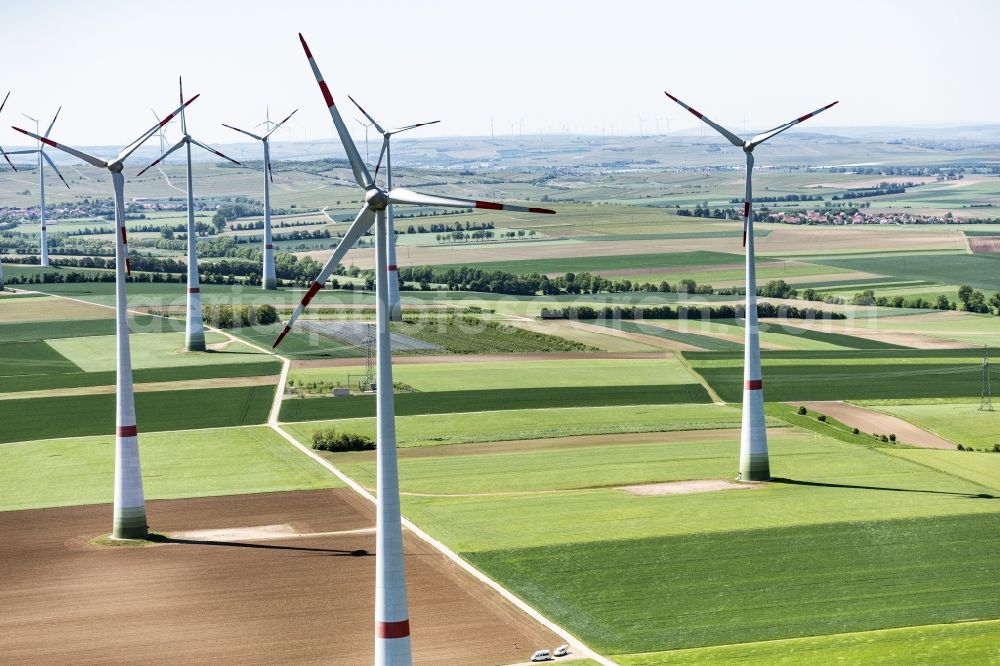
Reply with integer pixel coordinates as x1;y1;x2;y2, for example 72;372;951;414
40;136;58;148
377;620;410;639
318;81;335;108
475;201;503;211
117;425;138;437
743;201;750;217
528;207;556;214
688;107;703;119
796;112;813;123
745;379;763;390
299;33;313;58
301;281;322;307
272;325;291;348
188;288;200;293
387;264;398;271
121;228;128;244
125;257;132;275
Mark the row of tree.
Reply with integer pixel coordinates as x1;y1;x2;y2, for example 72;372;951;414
539;304;846;321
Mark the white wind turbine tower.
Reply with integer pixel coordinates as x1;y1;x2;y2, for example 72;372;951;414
0;91;18;288
222;107;297;290
284;34;555;666
664;91;837;481
13;94;199;538
348;95;439;322
137;77;240;352
7;108;70;267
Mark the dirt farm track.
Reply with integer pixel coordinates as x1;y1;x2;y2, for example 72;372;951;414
0;489;558;665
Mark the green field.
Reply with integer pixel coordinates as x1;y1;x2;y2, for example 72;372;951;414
0;385;275;443
1;360;281;393
468;513;1000;654
433;251;762;275
583;320;743;351
289;358;701;392
816;253;1000;292
0;426;339;511
0;315;166;342
279;384;711;422
1;340;81;376
47;331;270;371
282;403;746;449
870;402;1000;450
615;621;1000;665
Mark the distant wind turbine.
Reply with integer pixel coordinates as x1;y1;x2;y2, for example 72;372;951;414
349;95;439;322
223;107;297;290
13;94;200;538
664;91;838;481
6;107;70;267
137;77;241;352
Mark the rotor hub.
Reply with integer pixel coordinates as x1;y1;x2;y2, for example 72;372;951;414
365;187;389;211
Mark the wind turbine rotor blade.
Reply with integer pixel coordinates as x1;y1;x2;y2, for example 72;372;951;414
392;120;441;135
221;123;263;141
273;205;376;348
11;127;108;168
267;159;274;184
749;100;839;147
347;95;385;134
388;187;556;214
0;91;9;114
3;149;39;155
663;91;745;148
264;109;298;138
298;33;373;189
44;106;61;139
178;76;187;135
118;94;201;163
373;139;388;180
41;151;70;189
0;146;15;171
189;138;241;165
135;137;187;177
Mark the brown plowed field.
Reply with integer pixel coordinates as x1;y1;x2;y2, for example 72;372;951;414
0;489;559;665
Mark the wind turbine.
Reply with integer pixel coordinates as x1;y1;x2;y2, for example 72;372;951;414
137;77;240;352
286;34;554;666
348;95;439;321
664;91;837;481
222;107;297;290
0;92;13;288
5;108;69;267
13;94;199;538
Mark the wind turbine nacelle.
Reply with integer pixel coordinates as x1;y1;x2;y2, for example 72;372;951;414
365;188;389;211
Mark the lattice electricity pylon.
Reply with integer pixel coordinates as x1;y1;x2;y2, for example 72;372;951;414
980;347;993;412
362;324;376;391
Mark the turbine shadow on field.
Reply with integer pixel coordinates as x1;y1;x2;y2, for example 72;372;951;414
147;534;371;556
770;477;996;499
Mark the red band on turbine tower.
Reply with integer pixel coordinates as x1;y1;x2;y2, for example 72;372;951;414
388;264;398;271
117;425;138;437
188;288;200;294
377;620;410;639
745;379;763;390
265;244;274;250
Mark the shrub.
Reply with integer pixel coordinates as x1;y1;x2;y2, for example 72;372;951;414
993;443;1000;453
880;434;889;443
797;406;807;415
311;428;375;452
957;444;966;451
817;415;827;422
852;427;860;435
889;434;897;443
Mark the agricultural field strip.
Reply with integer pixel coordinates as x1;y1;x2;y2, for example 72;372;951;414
246;334;616;665
298;319;441;352
0;374;278;401
0;361;281;393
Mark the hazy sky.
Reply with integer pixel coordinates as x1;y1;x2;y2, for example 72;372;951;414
3;0;998;149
